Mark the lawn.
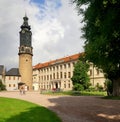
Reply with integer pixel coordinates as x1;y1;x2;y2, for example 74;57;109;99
0;97;61;122
41;90;107;96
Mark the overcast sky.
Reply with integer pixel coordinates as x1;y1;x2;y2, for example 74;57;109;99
0;0;84;70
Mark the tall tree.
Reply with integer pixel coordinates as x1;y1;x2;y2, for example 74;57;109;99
71;57;90;91
73;0;120;96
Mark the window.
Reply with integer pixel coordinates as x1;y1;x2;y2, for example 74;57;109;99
53;73;55;79
57;72;59;79
44;75;46;80
68;63;70;68
60;72;62;78
50;74;52;80
68;72;71;78
60;65;62;69
64;72;66;78
47;75;49;80
9;84;11;87
90;69;92;76
56;66;58;70
68;83;70;88
96;69;99;75
13;84;15;87
41;76;43;80
9;76;11;80
73;62;75;66
64;64;66;68
64;84;66;88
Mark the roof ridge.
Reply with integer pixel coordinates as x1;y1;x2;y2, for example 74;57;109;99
34;52;84;69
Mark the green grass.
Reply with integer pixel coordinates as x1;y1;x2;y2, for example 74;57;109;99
0;97;61;122
42;90;107;96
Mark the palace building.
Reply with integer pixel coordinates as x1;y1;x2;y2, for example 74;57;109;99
33;53;105;91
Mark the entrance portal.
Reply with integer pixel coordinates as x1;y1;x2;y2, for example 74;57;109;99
55;83;58;89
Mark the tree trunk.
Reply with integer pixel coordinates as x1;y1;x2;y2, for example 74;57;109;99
113;78;120;96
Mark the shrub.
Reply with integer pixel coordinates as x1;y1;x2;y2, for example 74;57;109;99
0;80;6;91
73;83;84;91
96;83;104;91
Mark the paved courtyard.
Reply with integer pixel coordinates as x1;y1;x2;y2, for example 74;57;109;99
0;91;120;122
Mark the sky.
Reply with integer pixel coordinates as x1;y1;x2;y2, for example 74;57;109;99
0;0;84;70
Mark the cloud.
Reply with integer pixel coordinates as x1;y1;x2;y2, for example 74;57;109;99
0;0;84;70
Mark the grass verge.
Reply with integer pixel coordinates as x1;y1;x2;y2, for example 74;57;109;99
0;97;61;122
41;90;107;96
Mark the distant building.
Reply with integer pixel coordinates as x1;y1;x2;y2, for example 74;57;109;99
5;68;21;91
33;53;105;91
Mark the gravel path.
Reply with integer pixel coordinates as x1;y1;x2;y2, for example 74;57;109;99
0;91;120;122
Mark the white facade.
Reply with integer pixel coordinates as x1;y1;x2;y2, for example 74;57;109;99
5;76;21;91
88;64;105;87
33;61;76;91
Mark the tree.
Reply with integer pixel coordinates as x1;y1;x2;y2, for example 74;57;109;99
71;57;90;91
0;79;6;91
105;79;113;96
73;0;120;96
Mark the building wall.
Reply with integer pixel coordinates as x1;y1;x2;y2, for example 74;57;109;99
33;60;106;91
19;54;33;90
88;63;105;87
5;76;21;91
33;61;76;91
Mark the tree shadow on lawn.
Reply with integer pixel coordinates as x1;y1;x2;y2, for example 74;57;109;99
47;96;120;122
1;106;61;122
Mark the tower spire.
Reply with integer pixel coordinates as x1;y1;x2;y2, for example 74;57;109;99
21;14;31;30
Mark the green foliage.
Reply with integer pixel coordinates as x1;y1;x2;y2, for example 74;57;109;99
96;83;104;91
73;83;84;91
73;0;120;96
0;80;6;91
42;90;106;96
71;57;90;91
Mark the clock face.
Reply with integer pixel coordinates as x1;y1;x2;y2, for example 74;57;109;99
22;30;25;33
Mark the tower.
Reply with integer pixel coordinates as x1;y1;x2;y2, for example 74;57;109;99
18;15;33;91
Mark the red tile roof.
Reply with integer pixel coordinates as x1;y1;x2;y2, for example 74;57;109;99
33;52;84;69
